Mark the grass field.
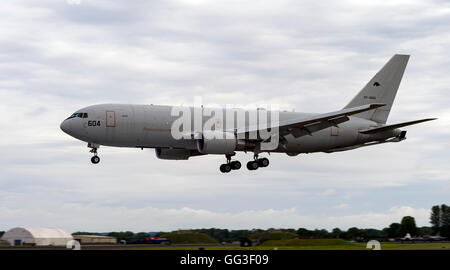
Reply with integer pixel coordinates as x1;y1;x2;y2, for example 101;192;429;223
134;239;450;250
2;238;448;250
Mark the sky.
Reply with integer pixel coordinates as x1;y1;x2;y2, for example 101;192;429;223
0;0;449;233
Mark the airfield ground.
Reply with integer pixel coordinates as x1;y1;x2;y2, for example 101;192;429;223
2;242;449;250
134;242;450;250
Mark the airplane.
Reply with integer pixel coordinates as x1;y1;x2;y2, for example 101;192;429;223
400;233;447;242
425;235;447;242
60;54;436;173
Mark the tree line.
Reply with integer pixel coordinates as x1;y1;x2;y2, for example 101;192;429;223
70;215;435;243
430;204;450;236
8;204;447;243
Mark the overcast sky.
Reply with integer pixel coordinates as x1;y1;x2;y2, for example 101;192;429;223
0;0;449;233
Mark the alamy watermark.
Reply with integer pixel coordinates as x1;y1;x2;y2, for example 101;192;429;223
66;239;81;250
366;240;381;250
170;97;281;151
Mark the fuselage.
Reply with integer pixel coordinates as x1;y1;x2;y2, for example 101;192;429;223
60;104;400;154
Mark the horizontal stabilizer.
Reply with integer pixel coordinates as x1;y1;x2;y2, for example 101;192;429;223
359;118;437;134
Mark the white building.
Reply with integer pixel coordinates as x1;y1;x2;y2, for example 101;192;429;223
1;227;73;246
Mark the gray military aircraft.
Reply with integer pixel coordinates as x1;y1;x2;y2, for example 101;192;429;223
60;54;436;173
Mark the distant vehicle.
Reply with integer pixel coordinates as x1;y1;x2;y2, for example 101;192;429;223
128;238;147;244
239;238;253;247
355;237;366;243
146;237;171;245
412;236;426;241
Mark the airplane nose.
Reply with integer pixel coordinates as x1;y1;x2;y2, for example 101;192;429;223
60;120;70;134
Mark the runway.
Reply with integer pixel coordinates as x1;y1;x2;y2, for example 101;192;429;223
0;244;229;250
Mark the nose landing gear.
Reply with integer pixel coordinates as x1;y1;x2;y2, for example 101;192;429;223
88;143;100;164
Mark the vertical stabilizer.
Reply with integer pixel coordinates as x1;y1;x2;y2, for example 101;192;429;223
344;54;409;124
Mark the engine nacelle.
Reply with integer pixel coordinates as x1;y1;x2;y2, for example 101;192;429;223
155;148;193;160
197;130;237;154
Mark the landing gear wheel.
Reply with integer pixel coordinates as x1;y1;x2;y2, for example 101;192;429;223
230;161;241;170
258;158;269;167
88;143;100;164
220;163;232;173
246;161;259;170
91;156;100;164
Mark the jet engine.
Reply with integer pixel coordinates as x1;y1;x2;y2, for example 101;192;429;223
155;148;196;160
196;131;237;154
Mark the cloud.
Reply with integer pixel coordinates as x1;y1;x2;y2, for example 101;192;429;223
321;189;337;196
0;203;430;232
333;204;349;209
0;0;448;231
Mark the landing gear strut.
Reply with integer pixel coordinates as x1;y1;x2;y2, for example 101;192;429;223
246;154;269;171
88;143;100;164
219;153;241;173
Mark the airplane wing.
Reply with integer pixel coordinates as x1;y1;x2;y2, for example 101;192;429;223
236;103;386;139
358;118;437;134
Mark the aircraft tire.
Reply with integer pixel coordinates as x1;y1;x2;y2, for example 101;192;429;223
220;164;231;173
258;158;269;167
223;164;231;173
246;161;258;170
91;156;100;164
230;161;241;170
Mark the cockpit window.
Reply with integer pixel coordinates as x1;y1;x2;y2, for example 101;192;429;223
66;112;88;120
66;113;77;120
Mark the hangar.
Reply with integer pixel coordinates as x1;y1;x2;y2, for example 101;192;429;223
1;227;73;246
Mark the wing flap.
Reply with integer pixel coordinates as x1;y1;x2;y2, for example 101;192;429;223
289;115;349;138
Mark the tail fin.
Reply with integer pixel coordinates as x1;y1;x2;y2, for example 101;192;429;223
344;54;410;124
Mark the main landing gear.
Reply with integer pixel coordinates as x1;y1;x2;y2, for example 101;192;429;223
246;154;269;171
220;153;241;173
219;153;269;173
88;143;100;164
